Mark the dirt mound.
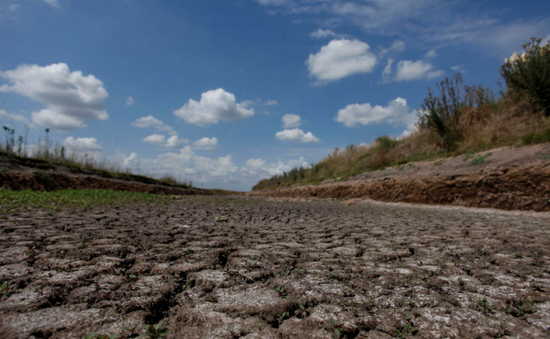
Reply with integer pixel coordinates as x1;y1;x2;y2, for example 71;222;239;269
251;144;550;211
0;153;210;196
1;197;549;338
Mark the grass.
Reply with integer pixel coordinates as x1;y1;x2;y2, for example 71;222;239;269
0;188;172;213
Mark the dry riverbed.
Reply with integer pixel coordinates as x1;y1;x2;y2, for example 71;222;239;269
1;196;549;338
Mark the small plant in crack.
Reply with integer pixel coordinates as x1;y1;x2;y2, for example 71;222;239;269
276;311;290;325
325;319;345;339
507;300;535;318
396;313;418;339
77;242;90;249
274;286;290;299
475;298;494;314
205;294;219;303
226;324;247;338
1;281;16;300
495;322;509;338
139;321;169;338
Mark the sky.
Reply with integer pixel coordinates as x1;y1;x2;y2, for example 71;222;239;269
0;0;549;191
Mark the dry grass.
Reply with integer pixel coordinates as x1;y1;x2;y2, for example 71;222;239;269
253;98;550;191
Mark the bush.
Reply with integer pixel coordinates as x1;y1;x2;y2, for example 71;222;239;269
500;37;550;116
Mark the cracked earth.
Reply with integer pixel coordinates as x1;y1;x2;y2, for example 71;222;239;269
1;196;549;338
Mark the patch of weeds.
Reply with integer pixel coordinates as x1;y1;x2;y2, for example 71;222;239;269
83;333;119;339
433;159;444;166
470;152;492;166
294;302;309;318
463;152;475;161
541;155;550;160
475;298;494;314
0;188;171;213
495;322;509;338
274;286;290;299
0;281;16;300
275;269;291;278
139;321;169;338
226;324;247;338
76;242;90;249
396;313;418;339
507;301;535;318
512;251;523;258
325;319;345;339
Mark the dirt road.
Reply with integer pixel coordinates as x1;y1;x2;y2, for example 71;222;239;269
1;197;549;338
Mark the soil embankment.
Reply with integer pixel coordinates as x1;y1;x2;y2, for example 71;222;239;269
0;153;211;196
251;144;550;211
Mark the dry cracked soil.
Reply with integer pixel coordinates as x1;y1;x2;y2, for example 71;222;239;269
1;196;550;339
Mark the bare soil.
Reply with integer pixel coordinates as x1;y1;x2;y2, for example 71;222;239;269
1;197;550;338
251;144;550;212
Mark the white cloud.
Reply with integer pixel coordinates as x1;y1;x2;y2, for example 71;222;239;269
126;96;134;106
451;65;465;73
310;29;337;39
276;128;320;143
43;0;60;8
0;110;31;126
9;4;20;10
282;114;302;128
394;60;444;81
142;134;188;148
306;39;376;82
335;97;418;134
379;40;405;57
131;115;177;136
425;49;437;58
192;137;218;151
63;137;102;152
381;58;394;83
154;147;238;179
173;88;254;127
0;63;109;131
243;156;309;177
264;100;279;106
123;152;141;172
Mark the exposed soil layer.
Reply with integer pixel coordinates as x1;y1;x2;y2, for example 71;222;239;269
1;197;550;338
0;153;210;196
251;144;550;212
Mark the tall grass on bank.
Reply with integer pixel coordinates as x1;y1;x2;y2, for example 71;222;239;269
253;37;550;191
0;128;194;188
0;188;172;213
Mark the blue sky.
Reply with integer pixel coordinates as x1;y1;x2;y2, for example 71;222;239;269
0;0;549;191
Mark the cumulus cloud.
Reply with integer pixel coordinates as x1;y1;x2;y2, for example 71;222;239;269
282;114;302;128
394;60;444;81
276;128;320;143
173;88;254;127
0;63;109;131
153;147;238;179
63;137;102;152
126;96;134;106
335;97;418;136
264;100;279;106
243;156;309;177
131;115;177;136
142;134;187;148
192;137;218;151
306;39;376;82
123;152;141;172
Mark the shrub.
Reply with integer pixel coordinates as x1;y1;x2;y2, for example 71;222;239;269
500;37;550;116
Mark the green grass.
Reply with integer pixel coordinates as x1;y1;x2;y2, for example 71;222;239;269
0;188;172;213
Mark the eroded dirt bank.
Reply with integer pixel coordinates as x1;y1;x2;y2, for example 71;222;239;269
251;144;550;211
0;153;210;196
1;197;549;338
